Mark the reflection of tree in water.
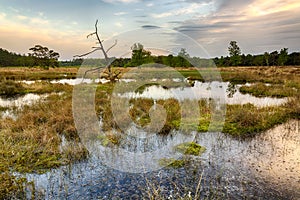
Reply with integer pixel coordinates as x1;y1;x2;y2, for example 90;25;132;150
226;83;237;98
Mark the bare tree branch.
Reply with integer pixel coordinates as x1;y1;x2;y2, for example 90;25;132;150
75;19;120;82
106;40;117;54
74;48;101;58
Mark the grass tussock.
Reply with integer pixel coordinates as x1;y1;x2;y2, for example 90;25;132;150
0;173;28;199
223;104;290;137
0;79;25;97
239;82;298;98
0;92;88;175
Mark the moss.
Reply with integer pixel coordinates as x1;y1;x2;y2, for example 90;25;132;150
174;142;206;156
0;173;27;199
158;158;186;168
97;132;121;146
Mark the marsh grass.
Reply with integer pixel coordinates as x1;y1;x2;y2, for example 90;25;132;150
142;170;230;200
0;66;298;198
178;66;300;84
94;82;300;139
0;67;78;81
239;82;297;97
0;79;26;97
0;172;28;199
0;85;88;198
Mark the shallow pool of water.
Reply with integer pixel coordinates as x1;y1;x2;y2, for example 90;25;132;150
23;120;300;199
118;81;287;107
0;93;50;119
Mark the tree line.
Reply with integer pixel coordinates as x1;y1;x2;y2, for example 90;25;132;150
64;42;300;68
1;42;300;68
0;45;59;69
214;41;300;67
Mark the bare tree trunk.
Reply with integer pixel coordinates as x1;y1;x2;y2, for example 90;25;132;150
74;19;120;82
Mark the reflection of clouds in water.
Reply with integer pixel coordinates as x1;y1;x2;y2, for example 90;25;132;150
0;93;47;108
245;120;300;194
119;81;287;107
23;120;300;199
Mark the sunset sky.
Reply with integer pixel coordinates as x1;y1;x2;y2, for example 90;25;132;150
0;0;299;60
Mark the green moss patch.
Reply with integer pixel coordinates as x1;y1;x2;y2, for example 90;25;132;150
174;142;206;156
158;158;186;168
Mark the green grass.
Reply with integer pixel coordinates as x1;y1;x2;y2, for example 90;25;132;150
0;79;26;97
0;86;88;198
0;67;78;81
93;82;300;138
0;66;299;198
239;82;297;97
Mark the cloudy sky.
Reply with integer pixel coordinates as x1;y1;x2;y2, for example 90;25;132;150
0;0;299;60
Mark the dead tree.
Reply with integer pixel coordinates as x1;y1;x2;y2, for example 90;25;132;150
74;19;120;82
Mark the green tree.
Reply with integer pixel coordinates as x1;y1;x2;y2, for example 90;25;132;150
178;48;190;58
129;43;151;67
278;48;288;66
264;52;270;66
29;45;60;69
269;51;279;66
177;48;191;67
228;41;242;66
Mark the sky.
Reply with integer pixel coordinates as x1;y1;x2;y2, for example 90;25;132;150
0;0;299;60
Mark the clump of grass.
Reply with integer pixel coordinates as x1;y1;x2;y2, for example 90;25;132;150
220;66;299;84
0;91;88;172
0;173;27;199
23;81;72;94
239;82;296;97
0;86;89;198
223;103;290;137
174;142;206;156
0;79;25;97
97;131;121;146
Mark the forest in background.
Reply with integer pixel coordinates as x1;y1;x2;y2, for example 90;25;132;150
1;41;300;68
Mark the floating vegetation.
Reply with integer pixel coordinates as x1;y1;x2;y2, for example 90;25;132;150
174;142;206;156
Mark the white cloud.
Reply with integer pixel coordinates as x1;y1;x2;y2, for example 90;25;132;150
30;18;49;25
114;12;128;16
152;3;209;18
174;0;300;56
16;15;28;20
0;12;7;20
146;3;154;7
115;22;123;27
